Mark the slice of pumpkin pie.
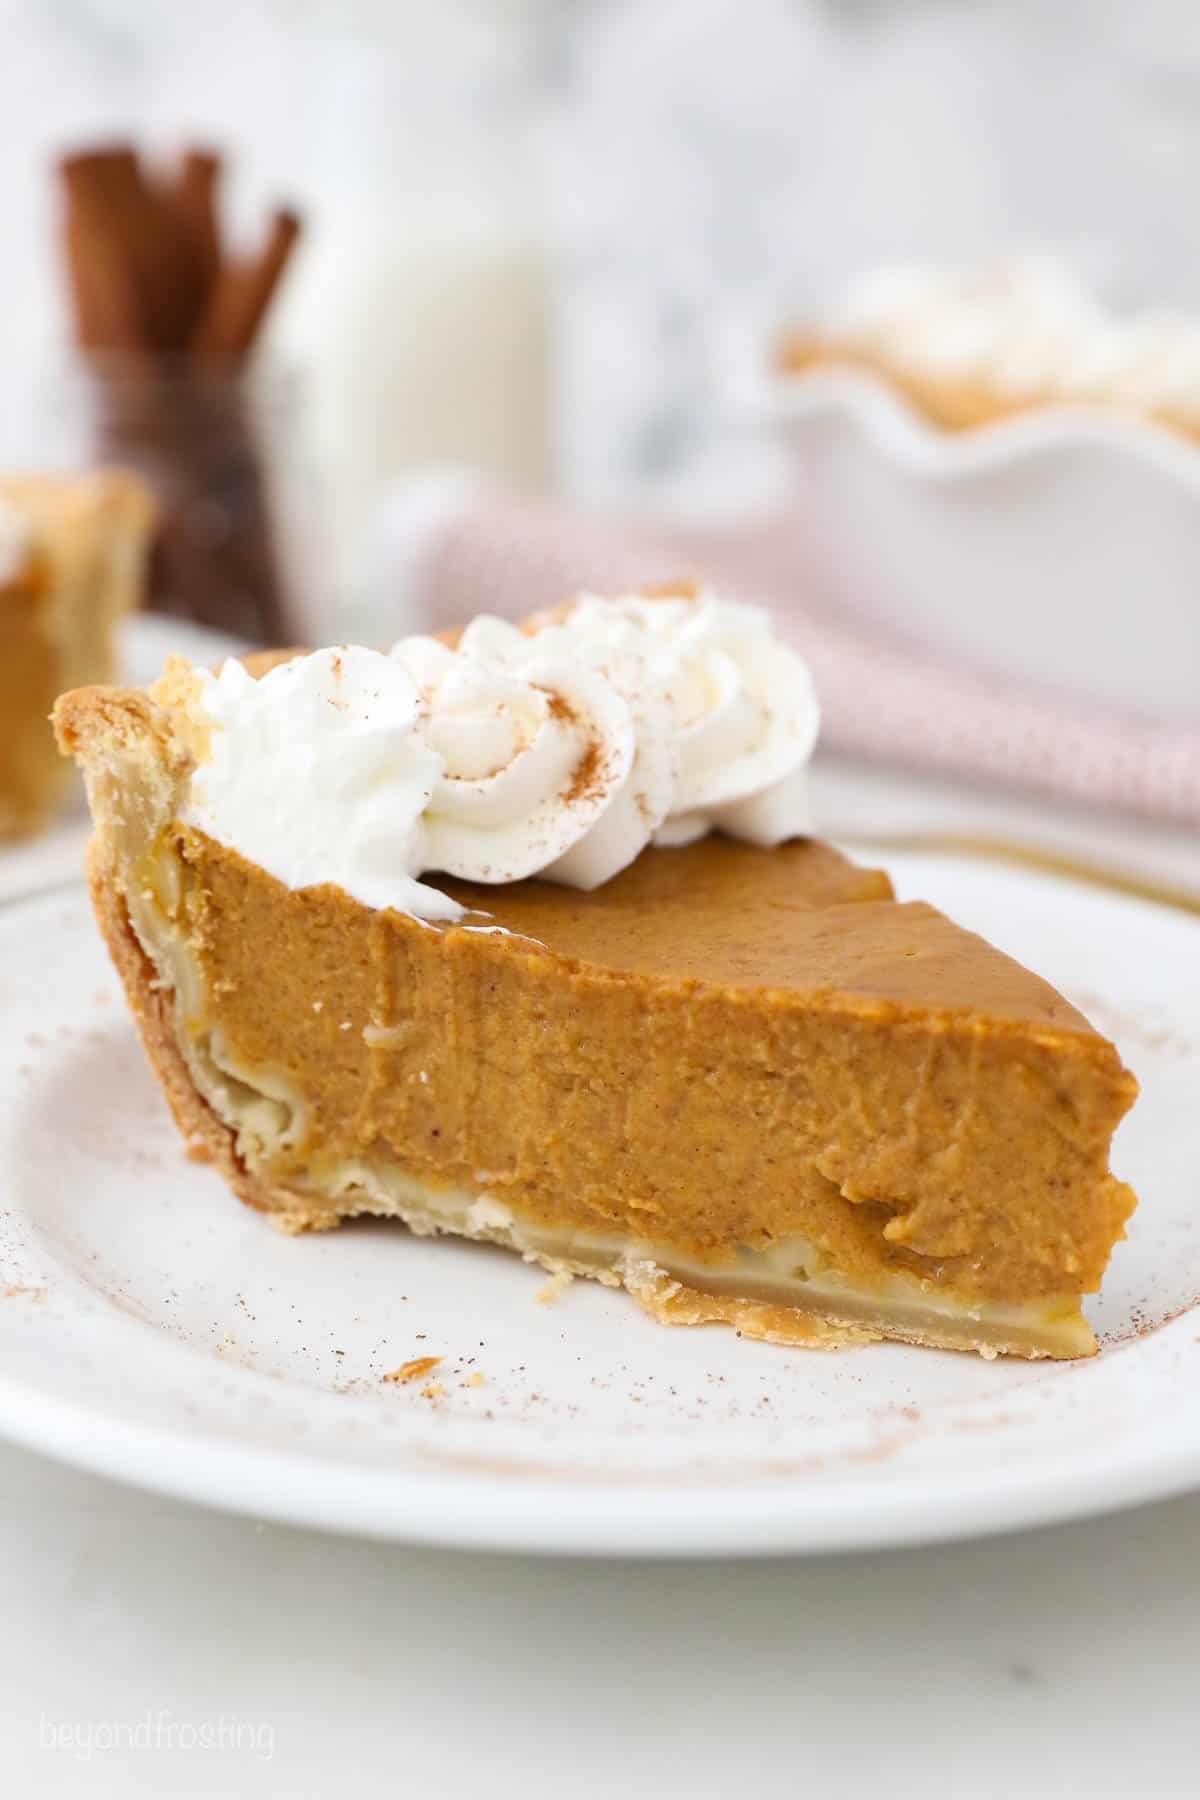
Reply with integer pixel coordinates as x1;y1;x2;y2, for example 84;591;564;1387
1;470;154;837
54;590;1137;1359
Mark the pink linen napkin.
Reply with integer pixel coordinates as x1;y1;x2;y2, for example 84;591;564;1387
387;484;1200;828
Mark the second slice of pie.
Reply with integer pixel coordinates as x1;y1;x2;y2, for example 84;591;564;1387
2;470;155;837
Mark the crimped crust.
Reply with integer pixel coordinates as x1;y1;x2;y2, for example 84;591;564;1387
776;332;1200;443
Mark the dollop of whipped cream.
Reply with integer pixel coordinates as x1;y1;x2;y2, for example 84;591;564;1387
827;259;1200;412
182;591;820;921
0;495;33;586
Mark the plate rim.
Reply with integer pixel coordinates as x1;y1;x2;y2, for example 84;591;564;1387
1;1351;1198;1556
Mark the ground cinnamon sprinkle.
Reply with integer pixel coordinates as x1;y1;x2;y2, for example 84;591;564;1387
564;737;606;805
543;689;579;725
382;1354;443;1384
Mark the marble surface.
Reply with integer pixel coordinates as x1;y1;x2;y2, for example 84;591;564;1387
4;1439;1200;1797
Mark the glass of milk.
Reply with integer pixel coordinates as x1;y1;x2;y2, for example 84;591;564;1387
279;4;554;609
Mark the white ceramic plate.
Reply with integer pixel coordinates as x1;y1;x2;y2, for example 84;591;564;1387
0;852;1197;1555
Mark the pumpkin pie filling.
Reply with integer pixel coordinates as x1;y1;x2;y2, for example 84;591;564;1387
54;599;1138;1362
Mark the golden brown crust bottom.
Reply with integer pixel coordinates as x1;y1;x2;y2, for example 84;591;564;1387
626;1270;879;1349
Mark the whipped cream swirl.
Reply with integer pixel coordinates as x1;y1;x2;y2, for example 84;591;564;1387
182;590;820;921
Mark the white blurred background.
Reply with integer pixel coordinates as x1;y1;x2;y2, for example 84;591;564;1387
5;0;1200;555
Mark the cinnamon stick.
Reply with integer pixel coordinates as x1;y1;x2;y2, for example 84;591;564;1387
54;139;300;642
60;148;145;349
61;185;144;349
189;208;301;359
60;146;202;351
170;147;222;316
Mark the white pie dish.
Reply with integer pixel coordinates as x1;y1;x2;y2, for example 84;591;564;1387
764;365;1200;723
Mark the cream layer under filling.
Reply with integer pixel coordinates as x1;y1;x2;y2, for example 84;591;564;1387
125;866;1095;1362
